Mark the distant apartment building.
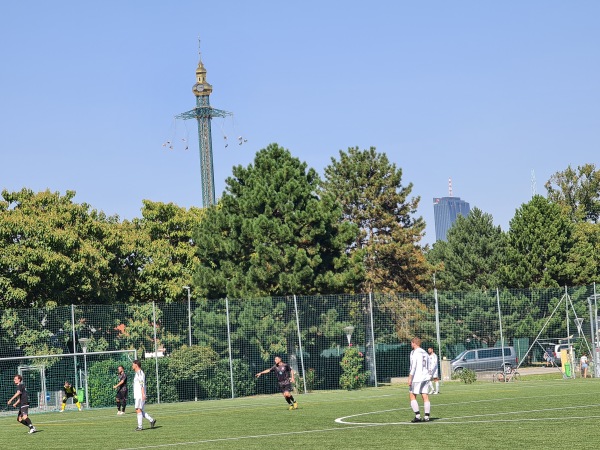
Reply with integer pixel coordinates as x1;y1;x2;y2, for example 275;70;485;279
433;196;471;241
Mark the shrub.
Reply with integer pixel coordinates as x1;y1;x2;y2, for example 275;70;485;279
203;358;256;399
339;346;370;390
452;368;477;384
294;367;316;393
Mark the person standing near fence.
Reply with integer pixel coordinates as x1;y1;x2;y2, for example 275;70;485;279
427;347;440;394
255;356;298;410
113;365;128;415
580;354;589;378
408;337;432;423
7;374;37;434
60;381;82;412
132;359;156;431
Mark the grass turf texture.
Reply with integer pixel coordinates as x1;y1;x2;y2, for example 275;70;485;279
3;376;599;449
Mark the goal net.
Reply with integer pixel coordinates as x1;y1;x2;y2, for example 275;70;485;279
0;349;137;415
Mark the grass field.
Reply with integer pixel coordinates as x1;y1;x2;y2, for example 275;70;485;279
3;375;600;449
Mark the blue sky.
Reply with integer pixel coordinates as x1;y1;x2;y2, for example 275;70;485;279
1;1;598;246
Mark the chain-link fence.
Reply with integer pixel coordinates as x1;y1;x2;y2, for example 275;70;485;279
1;284;598;410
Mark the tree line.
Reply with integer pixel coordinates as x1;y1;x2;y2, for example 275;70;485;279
1;144;599;310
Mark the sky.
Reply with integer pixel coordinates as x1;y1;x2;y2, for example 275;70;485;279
1;1;598;246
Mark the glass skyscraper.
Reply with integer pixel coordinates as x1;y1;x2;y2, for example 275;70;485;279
433;197;471;241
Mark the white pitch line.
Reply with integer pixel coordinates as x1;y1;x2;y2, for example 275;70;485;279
335;402;600;425
116;424;384;449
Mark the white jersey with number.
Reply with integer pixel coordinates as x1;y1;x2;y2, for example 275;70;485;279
133;369;146;400
428;352;439;377
410;347;431;383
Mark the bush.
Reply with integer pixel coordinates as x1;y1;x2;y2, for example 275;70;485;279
87;356;134;407
294;367;316;393
203;358;256;399
339;346;370;390
452;368;477;384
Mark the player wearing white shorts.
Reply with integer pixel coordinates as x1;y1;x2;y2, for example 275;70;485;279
427;347;440;394
408;337;432;422
132;359;156;431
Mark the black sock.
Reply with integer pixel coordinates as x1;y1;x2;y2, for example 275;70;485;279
122;404;126;412
25;418;33;427
285;397;292;404
20;419;30;428
289;395;295;402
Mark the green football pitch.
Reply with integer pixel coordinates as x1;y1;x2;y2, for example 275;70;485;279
3;376;599;449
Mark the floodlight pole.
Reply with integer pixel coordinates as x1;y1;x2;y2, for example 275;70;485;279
79;337;89;409
183;286;197;401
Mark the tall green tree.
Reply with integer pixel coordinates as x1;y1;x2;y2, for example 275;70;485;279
567;222;600;284
127;201;203;303
322;147;431;293
0;189;123;308
502;195;574;288
427;208;506;291
545;163;600;223
192;143;359;298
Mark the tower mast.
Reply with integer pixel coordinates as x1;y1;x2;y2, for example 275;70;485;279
176;42;231;207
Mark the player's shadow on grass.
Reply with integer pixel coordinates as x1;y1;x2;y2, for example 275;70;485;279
410;418;442;423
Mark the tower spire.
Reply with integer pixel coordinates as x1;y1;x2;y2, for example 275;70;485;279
175;42;231;207
448;177;453;197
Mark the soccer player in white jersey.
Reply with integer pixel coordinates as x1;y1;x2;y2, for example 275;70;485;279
132;359;156;431
427;347;440;394
408;337;432;422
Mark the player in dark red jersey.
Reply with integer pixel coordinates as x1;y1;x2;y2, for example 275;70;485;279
113;365;128;415
256;356;298;410
7;374;37;433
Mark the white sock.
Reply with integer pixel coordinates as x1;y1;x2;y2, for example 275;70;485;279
411;399;420;415
137;412;142;428
424;401;431;414
435;381;439;392
143;411;154;422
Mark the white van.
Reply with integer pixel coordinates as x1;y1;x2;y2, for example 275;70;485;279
451;347;518;372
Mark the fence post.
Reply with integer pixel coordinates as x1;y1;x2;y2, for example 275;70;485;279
71;304;78;390
590;282;599;378
293;295;307;393
152;301;160;404
496;288;506;368
225;297;235;398
434;288;441;381
368;292;378;387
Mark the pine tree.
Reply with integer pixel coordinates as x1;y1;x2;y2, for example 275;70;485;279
322;147;431;293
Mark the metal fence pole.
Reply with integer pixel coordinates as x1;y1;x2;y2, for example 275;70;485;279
368;292;378;387
434;288;441;381
593;283;599;377
152;301;160;403
225;297;235;398
71;304;78;390
293;295;307;393
496;288;506;368
588;295;595;377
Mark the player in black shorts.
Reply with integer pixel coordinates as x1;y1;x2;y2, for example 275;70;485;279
113;365;128;415
256;356;298;410
61;381;82;412
7;374;37;434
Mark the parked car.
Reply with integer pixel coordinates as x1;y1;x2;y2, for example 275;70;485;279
451;346;518;372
